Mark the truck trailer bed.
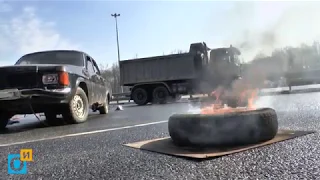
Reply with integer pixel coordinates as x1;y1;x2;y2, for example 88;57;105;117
120;53;198;86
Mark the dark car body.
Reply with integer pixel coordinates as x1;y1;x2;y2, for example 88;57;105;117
0;50;111;115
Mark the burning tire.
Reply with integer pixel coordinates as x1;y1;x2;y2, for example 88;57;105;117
168;108;278;147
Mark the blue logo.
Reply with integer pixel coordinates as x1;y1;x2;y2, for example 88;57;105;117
8;154;27;174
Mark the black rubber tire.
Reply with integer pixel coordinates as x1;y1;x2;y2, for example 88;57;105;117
153;86;169;104
99;96;109;114
132;88;148;106
62;87;89;124
0;112;13;130
174;94;182;101
168;108;278;147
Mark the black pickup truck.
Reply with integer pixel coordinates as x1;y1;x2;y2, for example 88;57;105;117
0;50;112;129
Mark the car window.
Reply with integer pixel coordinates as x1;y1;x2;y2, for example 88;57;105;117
86;57;95;74
92;60;101;75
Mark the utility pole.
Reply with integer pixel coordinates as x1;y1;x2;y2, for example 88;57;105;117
111;13;123;93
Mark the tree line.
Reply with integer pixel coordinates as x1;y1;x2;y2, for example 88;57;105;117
101;41;320;94
242;41;320;80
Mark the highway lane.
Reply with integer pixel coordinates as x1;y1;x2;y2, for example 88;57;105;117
0;103;188;146
1;88;320;179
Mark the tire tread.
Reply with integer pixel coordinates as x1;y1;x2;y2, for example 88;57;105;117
168;108;278;147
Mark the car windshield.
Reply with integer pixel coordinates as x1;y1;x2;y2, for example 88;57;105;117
210;49;231;62
230;54;241;66
15;51;84;66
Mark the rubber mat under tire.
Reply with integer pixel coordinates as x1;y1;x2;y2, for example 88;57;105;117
168;108;278;147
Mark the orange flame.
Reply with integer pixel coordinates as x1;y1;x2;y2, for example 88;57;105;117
200;88;258;115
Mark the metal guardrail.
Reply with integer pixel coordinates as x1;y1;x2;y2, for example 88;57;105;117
111;92;131;104
110;85;316;105
110;92;203;104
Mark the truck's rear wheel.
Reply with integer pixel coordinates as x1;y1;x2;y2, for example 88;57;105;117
132;88;148;105
173;94;182;101
153;86;169;104
62;87;89;124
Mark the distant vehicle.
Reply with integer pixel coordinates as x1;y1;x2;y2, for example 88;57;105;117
0;50;111;129
119;42;242;106
285;58;320;91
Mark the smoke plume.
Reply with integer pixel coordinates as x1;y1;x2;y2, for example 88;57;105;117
222;1;320;62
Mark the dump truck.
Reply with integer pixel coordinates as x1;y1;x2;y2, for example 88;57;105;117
119;42;242;106
285;52;320;91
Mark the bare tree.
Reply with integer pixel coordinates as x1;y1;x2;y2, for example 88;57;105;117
100;62;130;94
170;49;188;54
247;41;320;80
99;50;188;94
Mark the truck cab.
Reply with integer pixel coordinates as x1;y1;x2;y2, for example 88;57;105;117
209;45;242;78
192;43;242;89
188;43;241;76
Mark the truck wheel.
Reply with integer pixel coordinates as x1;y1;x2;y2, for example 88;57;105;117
132;88;148;105
62;87;89;124
99;97;109;114
168;108;278;147
0;112;13;130
174;94;182;101
153;86;169;104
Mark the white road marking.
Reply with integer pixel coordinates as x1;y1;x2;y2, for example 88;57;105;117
0;120;168;147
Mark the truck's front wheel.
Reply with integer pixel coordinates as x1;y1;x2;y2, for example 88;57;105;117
132;88;149;105
62;87;89;124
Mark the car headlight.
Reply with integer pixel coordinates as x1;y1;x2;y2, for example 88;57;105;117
42;74;59;84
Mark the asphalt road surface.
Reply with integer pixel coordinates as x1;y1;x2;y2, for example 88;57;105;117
1;86;320;179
